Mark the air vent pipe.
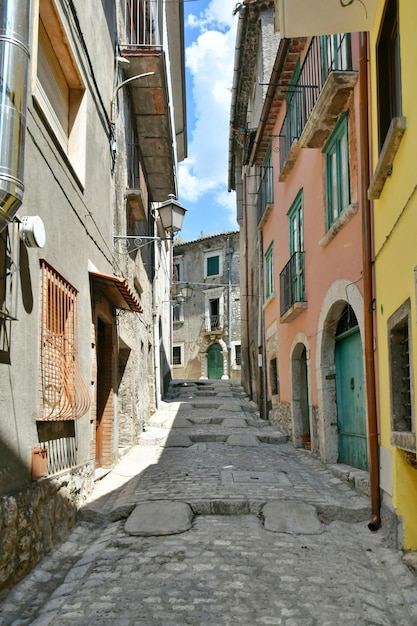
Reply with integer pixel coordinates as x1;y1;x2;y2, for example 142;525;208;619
0;1;31;233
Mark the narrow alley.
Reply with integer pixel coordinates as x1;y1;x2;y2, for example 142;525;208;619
1;381;416;626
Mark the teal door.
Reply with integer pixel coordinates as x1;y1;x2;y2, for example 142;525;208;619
335;328;368;470
207;343;223;379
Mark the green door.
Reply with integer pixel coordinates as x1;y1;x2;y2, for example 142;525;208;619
207;343;223;379
335;328;368;470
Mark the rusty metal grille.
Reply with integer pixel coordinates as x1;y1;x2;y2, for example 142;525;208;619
39;261;91;421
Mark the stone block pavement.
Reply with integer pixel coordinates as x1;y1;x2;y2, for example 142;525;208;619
1;380;416;625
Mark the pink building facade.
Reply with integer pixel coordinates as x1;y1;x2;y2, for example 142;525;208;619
229;5;370;472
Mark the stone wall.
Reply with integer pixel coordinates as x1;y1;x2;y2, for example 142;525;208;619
269;400;292;437
0;464;93;591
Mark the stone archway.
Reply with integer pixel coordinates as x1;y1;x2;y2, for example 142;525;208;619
199;337;229;380
315;280;364;464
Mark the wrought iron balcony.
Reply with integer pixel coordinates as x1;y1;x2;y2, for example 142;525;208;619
279;33;357;180
279;251;307;321
118;0;175;201
257;166;274;226
205;315;223;333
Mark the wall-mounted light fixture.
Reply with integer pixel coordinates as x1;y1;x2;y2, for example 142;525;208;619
174;283;193;304
113;194;187;255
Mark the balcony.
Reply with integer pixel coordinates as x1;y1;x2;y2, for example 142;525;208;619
119;0;175;201
279;252;307;322
279;34;357;181
257;166;274;227
205;315;223;334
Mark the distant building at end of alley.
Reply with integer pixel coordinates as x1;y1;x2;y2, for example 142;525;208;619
172;232;241;381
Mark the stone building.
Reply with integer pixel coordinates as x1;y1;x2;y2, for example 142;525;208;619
172;232;241;381
0;0;186;588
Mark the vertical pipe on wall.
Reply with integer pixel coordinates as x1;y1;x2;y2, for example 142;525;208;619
359;31;380;531
0;0;31;232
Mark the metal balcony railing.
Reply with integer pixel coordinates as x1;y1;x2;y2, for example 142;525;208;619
257;166;274;225
279;33;352;172
122;0;161;49
279;251;306;317
208;315;223;331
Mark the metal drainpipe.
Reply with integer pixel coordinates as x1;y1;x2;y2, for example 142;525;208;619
243;170;253;398
0;1;32;232
226;236;233;377
258;230;268;419
359;32;380;531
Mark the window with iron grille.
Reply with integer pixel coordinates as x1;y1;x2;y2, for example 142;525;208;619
39;261;90;421
388;299;414;440
324;113;350;228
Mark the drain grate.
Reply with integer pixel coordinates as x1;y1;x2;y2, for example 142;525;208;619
221;470;292;486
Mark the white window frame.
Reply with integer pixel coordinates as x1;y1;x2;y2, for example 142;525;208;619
204;287;224;331
173;255;184;283
204;249;223;278
230;341;242;370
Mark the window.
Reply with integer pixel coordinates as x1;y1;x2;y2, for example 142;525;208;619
377;0;402;152
235;344;242;366
173;257;183;282
204;250;222;277
209;298;220;329
320;33;351;73
257;145;274;224
265;242;274;300
204;287;224;331
172;345;183;366
286;59;302;149
324;113;350;228
280;191;305;316
289;191;304;257
39;261;90;421
35;1;87;183
388;299;414;449
172;301;184;323
270;358;279;396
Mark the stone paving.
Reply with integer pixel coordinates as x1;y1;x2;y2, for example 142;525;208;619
1;380;416;625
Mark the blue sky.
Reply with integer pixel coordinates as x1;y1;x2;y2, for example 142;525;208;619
177;0;238;242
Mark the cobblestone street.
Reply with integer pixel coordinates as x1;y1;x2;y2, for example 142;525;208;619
1;381;416;625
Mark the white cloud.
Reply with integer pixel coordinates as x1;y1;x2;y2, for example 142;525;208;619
186;0;236;31
179;1;237;205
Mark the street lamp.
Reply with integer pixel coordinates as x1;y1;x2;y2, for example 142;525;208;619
113;195;187;255
158;194;187;233
173;283;193;305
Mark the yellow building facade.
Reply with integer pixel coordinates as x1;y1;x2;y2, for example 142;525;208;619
369;0;417;549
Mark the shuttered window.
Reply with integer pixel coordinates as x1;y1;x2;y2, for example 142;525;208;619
324;113;350;228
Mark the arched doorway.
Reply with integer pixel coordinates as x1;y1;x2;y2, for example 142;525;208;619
291;342;310;447
207;343;223;379
335;305;368;470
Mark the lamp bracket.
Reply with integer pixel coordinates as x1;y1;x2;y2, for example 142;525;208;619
113;235;171;255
